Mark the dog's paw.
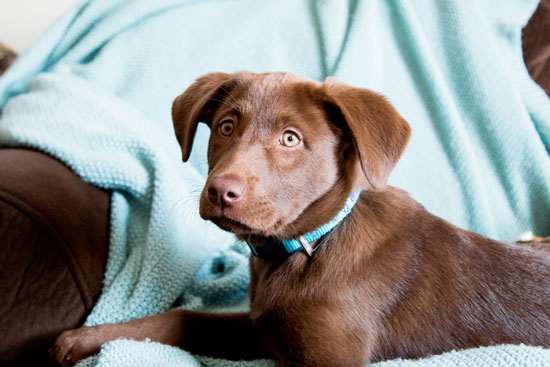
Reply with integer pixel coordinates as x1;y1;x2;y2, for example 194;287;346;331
49;327;102;366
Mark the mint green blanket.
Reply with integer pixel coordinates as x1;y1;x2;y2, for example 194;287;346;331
1;0;549;366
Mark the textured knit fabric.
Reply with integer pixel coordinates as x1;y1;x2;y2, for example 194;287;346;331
85;341;550;367
0;0;549;366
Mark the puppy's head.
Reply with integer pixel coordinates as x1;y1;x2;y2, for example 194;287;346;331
172;71;410;242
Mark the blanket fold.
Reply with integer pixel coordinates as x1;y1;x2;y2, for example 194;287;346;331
1;0;549;366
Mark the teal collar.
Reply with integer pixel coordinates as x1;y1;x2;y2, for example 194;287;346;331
247;189;361;260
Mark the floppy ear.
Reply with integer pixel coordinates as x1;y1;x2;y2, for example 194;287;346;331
172;72;234;162
322;78;411;189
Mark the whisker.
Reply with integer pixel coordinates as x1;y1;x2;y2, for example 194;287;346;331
170;188;203;217
207;96;240;112
219;86;242;113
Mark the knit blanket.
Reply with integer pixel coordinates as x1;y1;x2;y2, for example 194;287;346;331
1;0;549;366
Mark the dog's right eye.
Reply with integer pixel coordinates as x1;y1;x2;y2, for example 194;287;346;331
281;131;301;147
219;120;234;136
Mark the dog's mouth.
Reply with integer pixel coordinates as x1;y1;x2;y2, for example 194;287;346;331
210;215;258;234
209;215;272;238
199;191;295;239
203;204;285;239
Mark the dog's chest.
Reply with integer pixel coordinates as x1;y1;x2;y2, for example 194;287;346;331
248;252;372;319
247;253;377;362
249;254;329;316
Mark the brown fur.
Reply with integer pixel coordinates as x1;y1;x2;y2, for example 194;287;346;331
51;71;550;367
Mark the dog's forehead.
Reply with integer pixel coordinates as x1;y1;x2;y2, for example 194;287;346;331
240;72;304;103
232;72;321;128
236;71;309;88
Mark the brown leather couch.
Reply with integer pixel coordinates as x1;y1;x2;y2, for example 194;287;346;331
0;2;548;366
0;149;109;366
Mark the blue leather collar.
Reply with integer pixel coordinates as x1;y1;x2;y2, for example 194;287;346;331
247;189;361;260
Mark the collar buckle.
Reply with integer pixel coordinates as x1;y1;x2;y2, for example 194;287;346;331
298;236;315;257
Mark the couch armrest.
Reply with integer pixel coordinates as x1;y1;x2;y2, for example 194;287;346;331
0;148;110;366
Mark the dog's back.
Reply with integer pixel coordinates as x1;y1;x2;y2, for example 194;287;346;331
356;189;550;361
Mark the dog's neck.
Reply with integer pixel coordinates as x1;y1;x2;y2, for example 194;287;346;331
246;189;362;260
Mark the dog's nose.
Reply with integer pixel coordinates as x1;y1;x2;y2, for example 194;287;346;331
207;176;245;208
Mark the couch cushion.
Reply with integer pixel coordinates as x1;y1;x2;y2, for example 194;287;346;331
0;149;110;366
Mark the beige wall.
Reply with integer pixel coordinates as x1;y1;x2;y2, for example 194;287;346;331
0;0;78;53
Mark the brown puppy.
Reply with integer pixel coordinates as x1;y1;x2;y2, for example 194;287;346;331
52;71;550;367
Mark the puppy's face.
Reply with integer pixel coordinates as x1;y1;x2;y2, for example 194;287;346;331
200;74;344;239
172;71;410;242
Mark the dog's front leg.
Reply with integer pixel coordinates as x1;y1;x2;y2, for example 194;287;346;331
51;310;268;365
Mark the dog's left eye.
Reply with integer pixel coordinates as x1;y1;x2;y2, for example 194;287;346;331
281;131;301;147
219;120;234;136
